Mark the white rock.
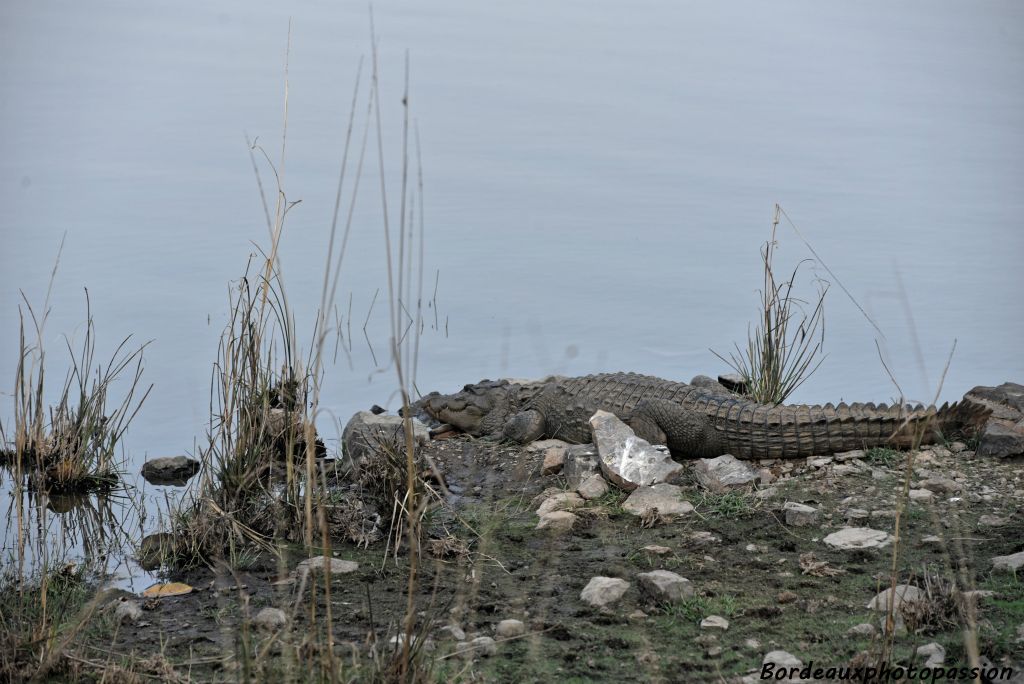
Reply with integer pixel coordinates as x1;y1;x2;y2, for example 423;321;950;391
438;625;466;641
495;619;526;639
636;570;694;602
541;448;566;475
535;510;577;533
700;615;729;631
992;551;1024;572
762;650;803;671
823;527;894;550
908;489;935;502
783;502;819;527
590;411;684;490
526;439;572;453
535;492;584;516
576;473;609;500
917;642;945;667
253;607;288;630
296;556;359;579
580;576;630;608
693;454;758;491
456;636;497;658
642;545;672;555
866;585;925;612
622;483;694;517
847;623;876;636
115;600;143;624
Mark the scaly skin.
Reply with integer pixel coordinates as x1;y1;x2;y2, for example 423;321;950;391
413;373;985;460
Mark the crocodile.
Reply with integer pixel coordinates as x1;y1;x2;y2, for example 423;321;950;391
412;373;986;460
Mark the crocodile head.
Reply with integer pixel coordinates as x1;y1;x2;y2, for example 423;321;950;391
412;380;517;437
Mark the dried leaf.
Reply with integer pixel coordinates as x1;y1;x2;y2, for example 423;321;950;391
142;582;193;598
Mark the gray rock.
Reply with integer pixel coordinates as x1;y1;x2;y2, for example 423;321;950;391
526;438;572;453
717;373;748;394
847;623;876;637
455;636;497;658
137;532;176;571
541;447;566;475
562;444;600;489
978;420;1024;458
622;483;694;518
296;555;359;579
992;551;1024;572
115;600;143;624
963;383;1024;457
140;456;200;485
783;502;819;527
636;570;694;602
342;411;430;463
438;625;466;641
580;576;630;608
692;454;758;491
824;527;894;550
908;489;934;502
576;473;609;500
535;510;577;533
495;619;526;639
700;615;729;631
918;477;961;493
761;650;803;680
535;492;584;516
980;515;1009;527
917;642;945;667
253;607;288;630
590;411;684;490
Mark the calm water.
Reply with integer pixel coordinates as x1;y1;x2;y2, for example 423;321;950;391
2;2;1022;583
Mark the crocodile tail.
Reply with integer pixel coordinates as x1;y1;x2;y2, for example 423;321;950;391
936;399;991;441
887;399;991;448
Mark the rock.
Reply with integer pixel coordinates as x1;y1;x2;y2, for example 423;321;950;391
636;570;694;602
917;642;945;667
469;636;497;657
580;577;630;608
866;585;925;612
992;551;1024;572
692;454;758;492
963;383;1024;457
590;411;684;490
980;515;1009;527
562;444;601;487
844;508;870;521
140;456;200;485
777;591;798;604
535;510;577;533
526;438;572;453
296;556;359;579
622;484;694;518
823;527;894;550
495;619;526;639
535;492;584;516
438;625;466;641
783;502;819;527
762;650;803;679
115;600;143;624
717;373;748;394
919;477;961;493
642;545;672;555
541;448;566;475
253;607;288;630
137;532;176;571
700;615;729;631
342;411;430;463
576;473;609;500
908;489;934;502
847;623;876;637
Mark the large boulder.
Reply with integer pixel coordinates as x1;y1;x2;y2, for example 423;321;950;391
962;382;1024;458
693;454;758;492
342;411;430;464
141;456;200;485
590;410;684;490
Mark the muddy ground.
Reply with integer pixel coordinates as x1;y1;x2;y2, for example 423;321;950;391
78;436;1023;683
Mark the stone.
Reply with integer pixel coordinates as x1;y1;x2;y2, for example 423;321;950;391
917;642;945;667
562;444;600;488
140;455;200;485
692;454;758;492
471;636;497;656
253;607;288;630
700;615;729;631
844;508;870;521
137;532;176;571
580;576;630;608
918;477;961;493
866;585;925;612
535;510;577;533
296;556;359;579
115;600;143;624
762;650;803;675
526;438;571;453
992;551;1024;572
642;545;672;555
717;373;748;394
823;527;894;550
978;420;1024;458
535;492;584;516
342;411;430;463
590;410;684;490
541;448;566;475
962;383;1024;457
908;489;934;502
622;484;694;518
980;515;1009;527
495;619;526;639
576;473;609;500
438;625;466;641
636;570;694;602
847;623;876;637
783;502;819;527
